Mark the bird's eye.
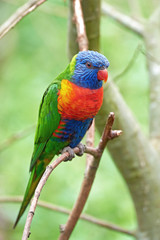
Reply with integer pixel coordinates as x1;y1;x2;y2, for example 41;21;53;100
86;62;92;68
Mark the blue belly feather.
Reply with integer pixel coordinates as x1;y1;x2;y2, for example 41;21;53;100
51;118;93;148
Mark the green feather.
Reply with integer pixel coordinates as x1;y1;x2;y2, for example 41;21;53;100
13;166;44;228
14;54;78;228
30;83;61;171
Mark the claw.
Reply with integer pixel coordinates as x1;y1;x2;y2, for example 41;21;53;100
61;146;75;161
76;143;86;156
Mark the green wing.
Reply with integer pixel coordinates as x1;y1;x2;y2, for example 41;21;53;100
30;82;61;171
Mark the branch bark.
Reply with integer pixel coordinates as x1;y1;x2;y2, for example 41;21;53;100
72;0;88;51
102;2;145;37
58;113;122;240
0;0;47;40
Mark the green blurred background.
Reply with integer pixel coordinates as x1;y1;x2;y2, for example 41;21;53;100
0;0;149;239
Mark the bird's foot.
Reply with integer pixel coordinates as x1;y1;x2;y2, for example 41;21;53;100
76;143;86;156
61;146;75;161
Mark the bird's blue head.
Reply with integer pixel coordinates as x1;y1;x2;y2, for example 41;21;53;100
70;50;110;89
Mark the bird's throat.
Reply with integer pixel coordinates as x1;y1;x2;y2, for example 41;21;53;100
57;79;103;120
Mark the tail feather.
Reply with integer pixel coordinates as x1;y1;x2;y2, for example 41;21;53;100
13;166;44;228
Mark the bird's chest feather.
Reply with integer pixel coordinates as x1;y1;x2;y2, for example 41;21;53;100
57;79;103;120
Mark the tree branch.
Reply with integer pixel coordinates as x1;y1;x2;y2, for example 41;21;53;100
72;0;88;51
58;113;122;240
0;196;135;237
102;2;145;37
96;80;160;239
143;7;160;149
0;0;47;40
21;114;121;240
1;0;68;19
113;44;141;82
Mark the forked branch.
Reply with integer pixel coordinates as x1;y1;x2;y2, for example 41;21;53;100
102;2;145;37
58;113;122;240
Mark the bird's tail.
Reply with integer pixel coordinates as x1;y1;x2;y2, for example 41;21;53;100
13;165;44;228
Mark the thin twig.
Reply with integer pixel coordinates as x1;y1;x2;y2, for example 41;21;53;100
0;0;47;40
1;0;68;19
0;125;35;153
141;48;160;65
59;113;122;240
73;0;88;51
113;44;142;82
102;2;145;37
0;196;135;237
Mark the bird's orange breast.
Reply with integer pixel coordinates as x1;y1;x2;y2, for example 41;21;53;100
57;79;103;120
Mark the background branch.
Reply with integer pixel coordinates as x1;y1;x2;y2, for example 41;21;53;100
0;0;47;40
1;0;68;18
96;80;160;239
102;2;145;36
0;196;135;237
113;44;141;82
143;8;160;150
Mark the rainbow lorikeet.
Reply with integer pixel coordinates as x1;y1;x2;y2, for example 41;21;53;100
14;50;109;227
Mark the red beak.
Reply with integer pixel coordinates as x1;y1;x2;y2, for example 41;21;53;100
97;69;108;82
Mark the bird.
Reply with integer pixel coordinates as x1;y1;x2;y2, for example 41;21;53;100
13;50;109;228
